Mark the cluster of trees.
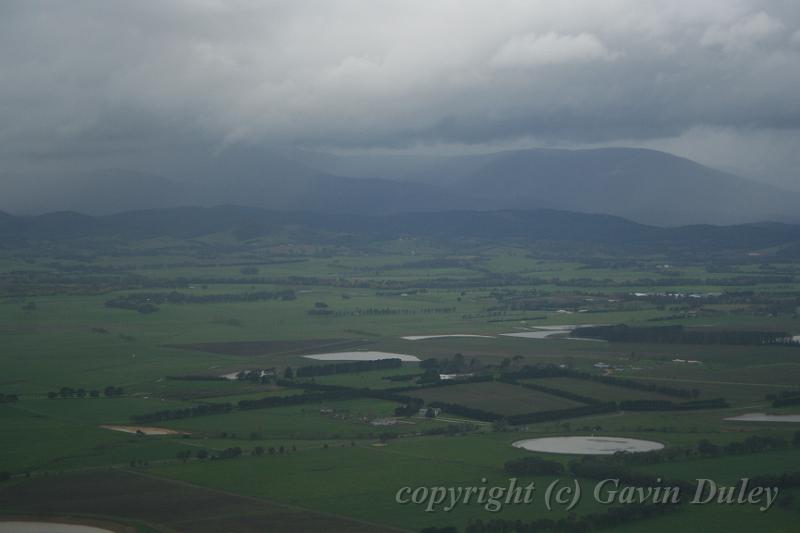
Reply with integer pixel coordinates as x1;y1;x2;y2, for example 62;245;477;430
769;389;800;407
0;393;19;403
749;471;800;491
47;386;122;399
572;433;800;470
394;398;424;417
499;378;601;405
569;458;694;493
506;403;618;426
166;375;227;381
308;306;456;317
426;401;502;422
464;503;679;533
618;398;729;411
252;444;297;456
503;456;565;476
130;402;232;423
233;369;274;384
177;447;244;461
418;353;476;375
238;390;362;410
420;423;479;437
573;324;790;346
506;364;697;398
695;434;796;457
381;373;420;382
295;358;402;378
106;288;296;312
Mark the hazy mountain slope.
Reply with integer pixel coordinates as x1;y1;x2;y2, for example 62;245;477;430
2;147;797;225
0;154;481;216
2;206;799;250
182;165;483;214
0;170;185;215
300;147;800;226
456;148;800;226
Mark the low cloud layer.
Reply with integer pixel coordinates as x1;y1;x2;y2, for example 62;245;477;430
1;1;799;187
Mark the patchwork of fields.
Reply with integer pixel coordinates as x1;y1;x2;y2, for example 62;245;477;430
410;381;583;415
1;235;800;532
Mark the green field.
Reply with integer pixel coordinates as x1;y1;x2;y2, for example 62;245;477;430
2;232;800;532
410;381;584;415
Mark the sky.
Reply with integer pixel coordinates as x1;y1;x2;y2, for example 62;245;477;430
1;0;799;189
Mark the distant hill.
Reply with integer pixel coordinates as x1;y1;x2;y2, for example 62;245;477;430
0;156;479;216
2;147;798;226
301;147;800;226
456;148;800;226
2;206;799;251
0;169;185;215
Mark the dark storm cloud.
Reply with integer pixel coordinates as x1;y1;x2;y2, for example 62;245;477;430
1;1;799;184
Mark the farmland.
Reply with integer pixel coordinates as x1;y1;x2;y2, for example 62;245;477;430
410;381;583;415
1;226;800;532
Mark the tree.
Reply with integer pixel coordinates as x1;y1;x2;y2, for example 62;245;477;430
253;446;265;456
196;449;209;460
104;386;123;397
420;358;440;370
492;418;509;432
419;368;440;384
697;439;720;457
284;366;294;380
89;390;100;398
176;450;191;462
47;391;57;399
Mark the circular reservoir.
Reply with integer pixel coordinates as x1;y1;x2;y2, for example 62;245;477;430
512;436;664;455
0;523;115;533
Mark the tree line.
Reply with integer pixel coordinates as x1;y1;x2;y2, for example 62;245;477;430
47;386;122;399
618;398;729;411
130;402;232;424
295;358;402;378
463;502;679;533
504;364;698;398
106;288;296;313
309;306;456;317
498;378;602;405
572;324;790;346
769;389;800;407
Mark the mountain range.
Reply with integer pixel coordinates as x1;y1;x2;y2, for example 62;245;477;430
2;206;799;252
1;147;798;226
